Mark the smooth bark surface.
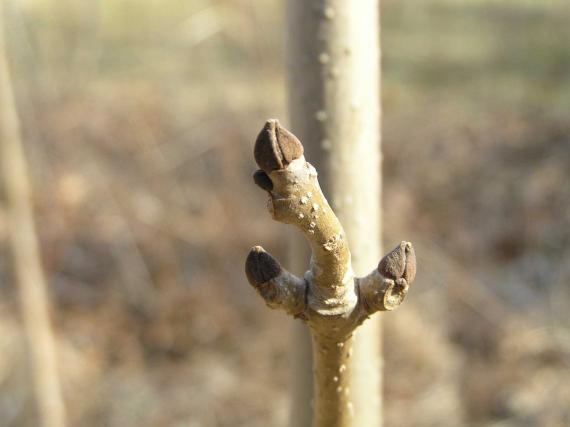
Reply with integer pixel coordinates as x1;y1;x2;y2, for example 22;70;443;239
285;0;383;425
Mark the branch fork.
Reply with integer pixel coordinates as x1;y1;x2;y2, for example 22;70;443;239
245;119;416;426
246;119;416;333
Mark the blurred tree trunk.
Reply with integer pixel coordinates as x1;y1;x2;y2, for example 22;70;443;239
0;5;67;427
286;1;382;426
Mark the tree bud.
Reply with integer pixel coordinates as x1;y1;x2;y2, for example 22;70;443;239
254;119;304;173
252;169;273;192
378;241;416;283
245;246;283;287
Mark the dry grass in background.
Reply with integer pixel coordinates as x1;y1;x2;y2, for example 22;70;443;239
0;0;569;426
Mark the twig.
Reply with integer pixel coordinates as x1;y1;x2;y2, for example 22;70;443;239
0;7;67;427
246;120;416;427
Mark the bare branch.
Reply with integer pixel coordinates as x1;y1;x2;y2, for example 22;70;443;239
252;119;354;316
246;120;417;427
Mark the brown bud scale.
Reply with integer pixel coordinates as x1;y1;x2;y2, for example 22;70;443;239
254;119;303;173
245;246;283;287
253;169;273;192
378;241;416;282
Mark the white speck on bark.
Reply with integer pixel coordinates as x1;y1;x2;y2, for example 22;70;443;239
315;110;328;122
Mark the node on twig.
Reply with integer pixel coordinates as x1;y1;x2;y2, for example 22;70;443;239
245;119;416;327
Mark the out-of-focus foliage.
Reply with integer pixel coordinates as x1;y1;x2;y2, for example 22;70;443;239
0;0;568;426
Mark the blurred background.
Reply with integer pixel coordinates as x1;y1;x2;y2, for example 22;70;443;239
0;0;569;426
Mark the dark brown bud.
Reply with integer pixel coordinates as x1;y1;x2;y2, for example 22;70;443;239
253;169;273;192
254;119;304;173
378;241;416;283
245;246;282;287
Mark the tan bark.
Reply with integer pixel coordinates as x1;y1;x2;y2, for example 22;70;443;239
0;6;67;427
246;121;415;427
284;0;388;425
288;282;314;427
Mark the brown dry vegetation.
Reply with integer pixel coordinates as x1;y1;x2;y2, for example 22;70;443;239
0;0;569;426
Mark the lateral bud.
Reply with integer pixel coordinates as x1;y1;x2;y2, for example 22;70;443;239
378;241;416;283
245;246;283;287
254;119;304;173
252;169;273;192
